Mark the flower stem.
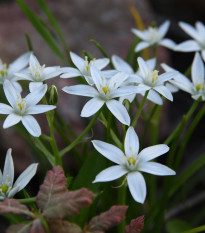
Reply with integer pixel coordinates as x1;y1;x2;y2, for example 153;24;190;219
59;109;101;157
131;90;149;127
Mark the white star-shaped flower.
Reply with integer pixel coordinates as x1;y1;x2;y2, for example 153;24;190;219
15;54;61;92
60;51;110;85
62;66;139;125
175;21;205;61
0;148;38;200
131;20;176;52
162;52;205;100
136;57;177;104
0;52;31;93
0;80;56;137
92;127;175;203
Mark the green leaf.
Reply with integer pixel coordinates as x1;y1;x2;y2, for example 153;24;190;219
17;0;66;62
183;225;205;233
166;219;191;233
72;150;107;192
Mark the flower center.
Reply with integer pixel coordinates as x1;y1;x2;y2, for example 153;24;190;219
102;86;108;94
128;157;136;166
29;63;45;81
0;60;8;78
84;56;96;74
148;27;160;43
0;185;8;194
16;96;26;113
196;83;203;91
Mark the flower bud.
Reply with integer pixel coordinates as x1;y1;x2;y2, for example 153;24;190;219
46;85;58;105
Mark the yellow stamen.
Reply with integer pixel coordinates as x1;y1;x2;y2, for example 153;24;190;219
128;157;136;166
0;185;8;194
102;86;108;94
152;70;159;83
196;83;203;91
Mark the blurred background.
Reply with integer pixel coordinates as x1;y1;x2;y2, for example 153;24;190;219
0;0;205;232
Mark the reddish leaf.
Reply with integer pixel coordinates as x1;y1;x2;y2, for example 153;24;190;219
87;205;128;233
30;219;46;233
36;166;94;219
7;223;31;233
48;220;83;233
125;215;144;233
0;198;33;217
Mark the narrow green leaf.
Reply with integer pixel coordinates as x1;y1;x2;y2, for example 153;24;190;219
17;0;66;62
166;219;191;233
183;225;205;233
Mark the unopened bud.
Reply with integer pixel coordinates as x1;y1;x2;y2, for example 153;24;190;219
46;85;58;105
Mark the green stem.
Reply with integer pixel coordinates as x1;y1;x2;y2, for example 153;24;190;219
131;90;149;127
59;110;101;157
175;104;205;169
18;197;36;204
183;225;205;233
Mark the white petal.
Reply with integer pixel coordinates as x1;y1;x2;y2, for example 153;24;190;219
3;148;14;187
153;86;173;101
106;99;130;125
81;97;104;117
137;57;149;78
12;81;22;93
3;114;22;128
124;127;139;157
131;28;147;41
158;20;170;38
136;83;151;92
92;140;125;164
13;163;38;191
27;105;56;114
60;67;81;78
0;170;2;183
138;162;176;176
135;41;150;52
159;38;176;50
145;58;156;70
175;40;201;52
146;89;163;105
25;84;47;106
191;52;204;86
112;55;133;73
29;82;43;92
21;115;41;137
127;172;146;204
29;54;40;68
179;21;200;41
43;67;61;80
138;144;169;162
62;85;98;97
109;72;129;89
3;80;18;108
94;58;110;70
112;86;139;98
9;52;31;73
170;79;193;94
201;50;205;61
0;103;13;114
7;185;19;198
93;165;128;183
196;21;205;38
70;51;85;72
90;66;102;91
165;82;179;93
156;71;178;85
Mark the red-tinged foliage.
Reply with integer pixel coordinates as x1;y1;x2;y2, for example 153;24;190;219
0;198;32;217
30;219;46;233
86;205;128;233
125;215;144;233
36;166;94;219
48;220;83;233
6;223;31;233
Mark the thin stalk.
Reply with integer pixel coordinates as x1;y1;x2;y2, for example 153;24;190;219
150;105;162;145
131;90;149;127
59;110;101;157
18;197;36;204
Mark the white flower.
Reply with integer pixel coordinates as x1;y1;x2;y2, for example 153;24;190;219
131;20;176;52
60;51;110;85
175;21;205;61
0;80;56;137
0;148;38;200
162;53;205;100
92;127;175;203
136;57;177;104
0;52;31;93
62;67;139;125
112;55;162;104
15;54;61;92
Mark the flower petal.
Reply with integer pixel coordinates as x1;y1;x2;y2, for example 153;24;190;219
124;127;139;157
112;86;139;98
156;71;178;85
3;114;22;128
146;89;163;105
135;41;150;52
106;99;130;125
94;58;110;70
179;21;200;41
43;67;61;80
9;52;31;73
175;40;201;52
191;52;204;86
13;163;38;191
158;20;170;38
0;103;13;114
60;67;81;78
131;28;147;41
137;57;150;78
27;105;56;114
138;144;169;162
3;148;14;187
29;82;43;92
90;66;103;91
81;97;104;117
153;86;173;101
112;55;133;73
93;165;128;183
70;51;85;72
92;140;125;164
159;38;176;50
127;172;146;204
62;84;98;97
3;80;18;108
138;162;176;176
7;186;20;198
21;115;41;137
25;84;47;106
